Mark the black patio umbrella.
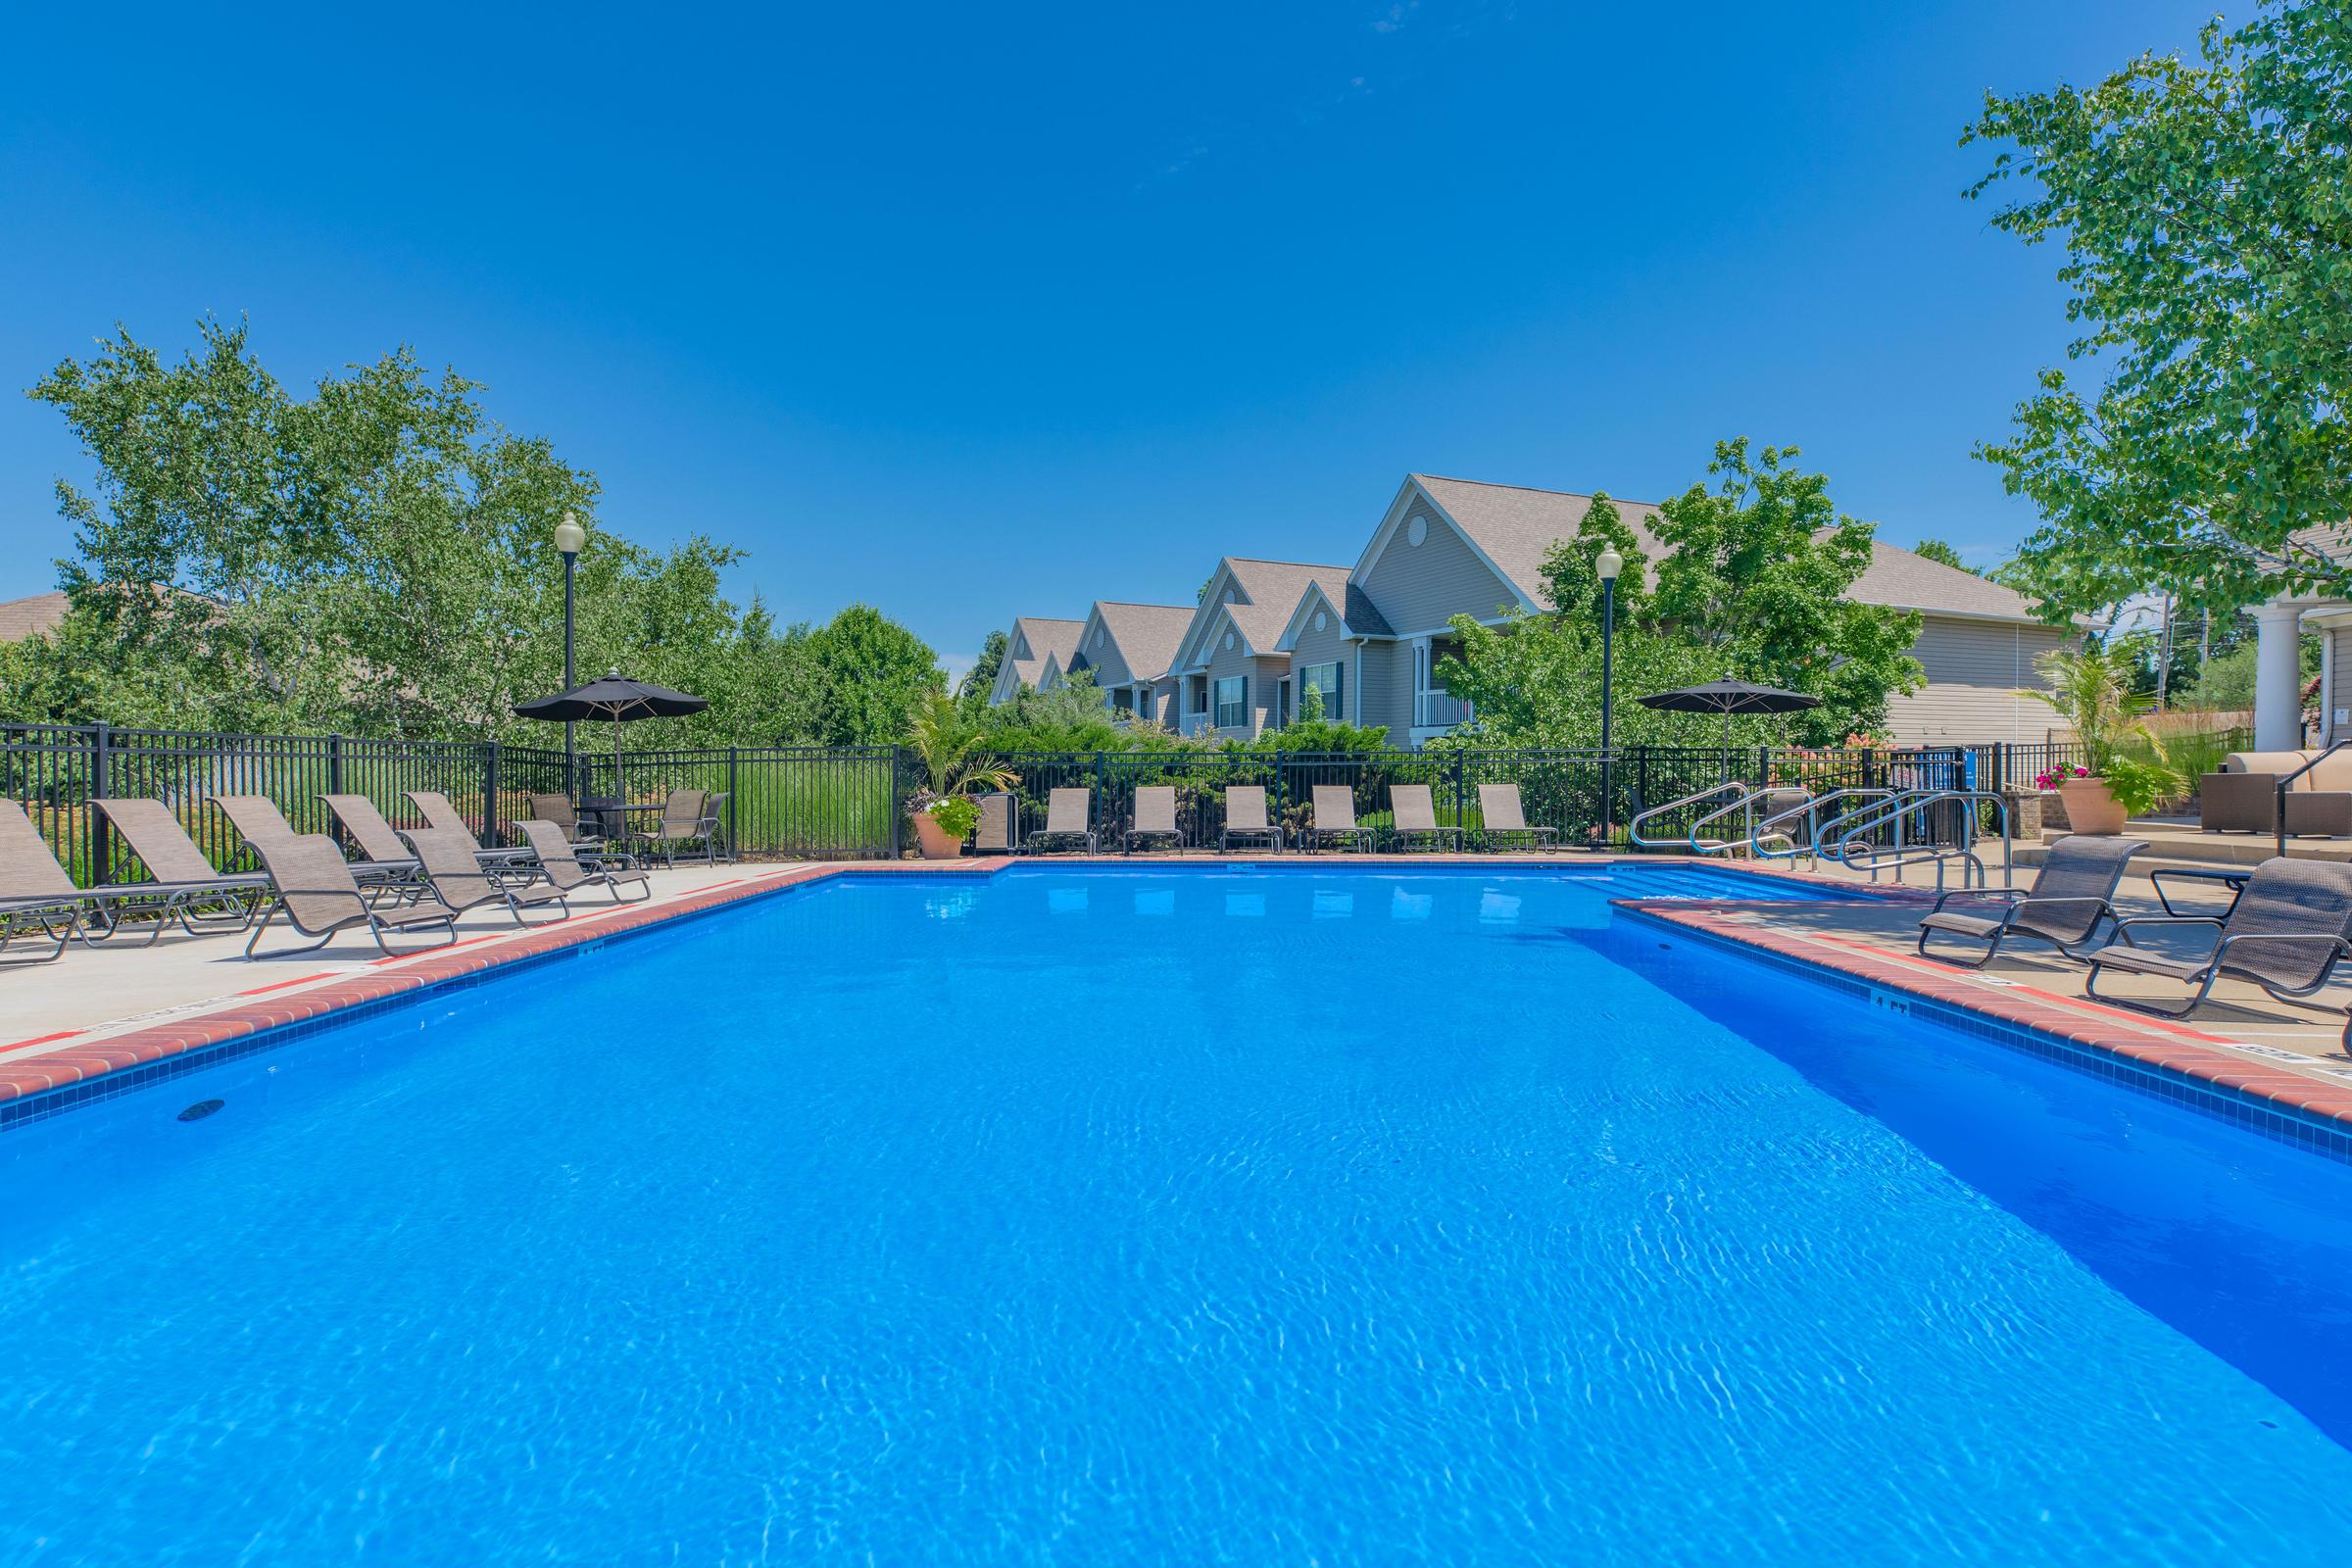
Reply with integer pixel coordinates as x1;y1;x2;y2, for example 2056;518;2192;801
513;669;709;793
1636;678;1821;770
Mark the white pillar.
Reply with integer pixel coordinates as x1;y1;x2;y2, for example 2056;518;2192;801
2253;598;2306;751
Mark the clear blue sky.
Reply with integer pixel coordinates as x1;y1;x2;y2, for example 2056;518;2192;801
0;0;2220;677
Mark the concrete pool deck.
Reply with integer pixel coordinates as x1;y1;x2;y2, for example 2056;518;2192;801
7;851;2352;1140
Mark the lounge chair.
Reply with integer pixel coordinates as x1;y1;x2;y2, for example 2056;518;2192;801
92;798;270;934
0;800;92;962
212;795;418;888
320;794;435;881
1476;782;1558;851
524;793;634;868
406;790;536;866
398;825;573;926
1220;785;1282;853
242;834;460;958
1389;784;1459;852
2085;858;2352;1046
974;793;1016;856
632;788;718;867
510;818;651;904
1022;788;1099;855
1915;834;2147;967
1124;786;1182;854
1304;785;1373;853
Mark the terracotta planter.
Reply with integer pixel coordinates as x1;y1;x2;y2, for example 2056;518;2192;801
2058;775;2129;836
912;812;965;859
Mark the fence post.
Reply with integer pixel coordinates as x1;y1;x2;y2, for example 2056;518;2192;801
728;747;740;861
1095;750;1106;837
890;747;905;858
481;741;501;850
1635;746;1649;823
89;720;113;887
327;732;345;798
1452;750;1467;842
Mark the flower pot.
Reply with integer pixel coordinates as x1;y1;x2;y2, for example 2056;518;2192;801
912;812;965;859
2058;775;2130;836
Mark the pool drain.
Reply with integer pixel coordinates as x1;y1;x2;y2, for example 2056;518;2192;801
175;1099;224;1123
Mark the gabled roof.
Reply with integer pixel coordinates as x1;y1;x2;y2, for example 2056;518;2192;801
998;614;1084;695
1388;473;2045;625
1275;578;1395;649
1843;542;2043;624
1081;601;1198;683
1174;558;1354;669
0;591;70;644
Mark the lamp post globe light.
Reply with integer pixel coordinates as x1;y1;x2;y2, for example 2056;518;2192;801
555;512;586;789
1595;547;1623;850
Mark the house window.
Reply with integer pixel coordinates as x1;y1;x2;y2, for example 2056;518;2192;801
1110;687;1134;713
1299;661;1343;721
1214;675;1248;729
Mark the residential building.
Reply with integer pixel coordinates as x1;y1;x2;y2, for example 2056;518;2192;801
1057;602;1197;724
985;616;1085;708
1164;559;1354;739
0;591;70;645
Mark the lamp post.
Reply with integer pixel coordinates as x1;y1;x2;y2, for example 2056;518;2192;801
554;512;586;792
1596;547;1623;850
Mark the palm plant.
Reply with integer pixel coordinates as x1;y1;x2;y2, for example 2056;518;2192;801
2028;644;2134;774
906;692;1018;802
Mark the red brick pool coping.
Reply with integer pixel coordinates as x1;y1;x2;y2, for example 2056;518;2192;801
1620;898;2352;1132
14;852;2347;1140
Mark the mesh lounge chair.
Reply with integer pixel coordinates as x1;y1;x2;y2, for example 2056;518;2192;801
2085;858;2352;1046
242;834;460;959
511;818;651;904
320;794;436;882
0;800;92;962
407;791;536;866
1124;786;1182;854
526;793;632;869
1022;788;1098;855
93;798;270;935
634;788;718;867
1305;785;1373;854
1476;783;1558;851
213;795;417;888
1220;785;1281;853
974;793;1016;856
1916;834;2147;967
1390;785;1459;852
398;825;573;926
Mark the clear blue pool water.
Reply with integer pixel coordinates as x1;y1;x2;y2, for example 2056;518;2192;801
6;863;2352;1565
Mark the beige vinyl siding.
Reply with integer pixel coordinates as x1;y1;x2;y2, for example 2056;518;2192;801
2328;626;2352;743
1151;676;1181;728
1881;617;2069;744
1286;612;1355;721
1357;511;1525;634
1202;636;1289;738
1079;622;1134;690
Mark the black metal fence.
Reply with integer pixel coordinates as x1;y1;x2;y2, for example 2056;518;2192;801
0;720;2249;885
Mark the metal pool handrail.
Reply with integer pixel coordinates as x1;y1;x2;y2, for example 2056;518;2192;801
1627;781;1752;852
1749;787;1899;865
1688;786;1811;858
1832;789;2013;891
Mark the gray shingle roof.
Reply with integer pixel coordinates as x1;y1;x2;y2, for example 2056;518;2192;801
0;591;69;644
1413;473;2043;623
1090;602;1198;681
1005;615;1084;689
1218;559;1355;655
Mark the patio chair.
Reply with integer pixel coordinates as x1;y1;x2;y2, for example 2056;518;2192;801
1022;788;1099;855
241;834;460;959
1915;834;2147;967
634;788;717;867
1220;785;1282;853
1124;785;1182;854
2085;858;2352;1047
406;790;536;866
1476;782;1559;851
398;825;573;927
510;818;651;904
0;800;92;963
321;794;440;881
1389;784;1459;852
525;792;634;869
212;795;419;888
92;798;270;934
974;793;1016;856
703;792;734;862
1304;785;1373;854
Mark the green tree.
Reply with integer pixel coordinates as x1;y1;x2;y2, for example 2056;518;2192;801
956;629;1007;712
801;605;945;746
1965;1;2352;620
1911;538;1973;573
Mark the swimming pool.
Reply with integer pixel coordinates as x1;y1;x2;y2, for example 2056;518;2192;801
5;863;2352;1564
